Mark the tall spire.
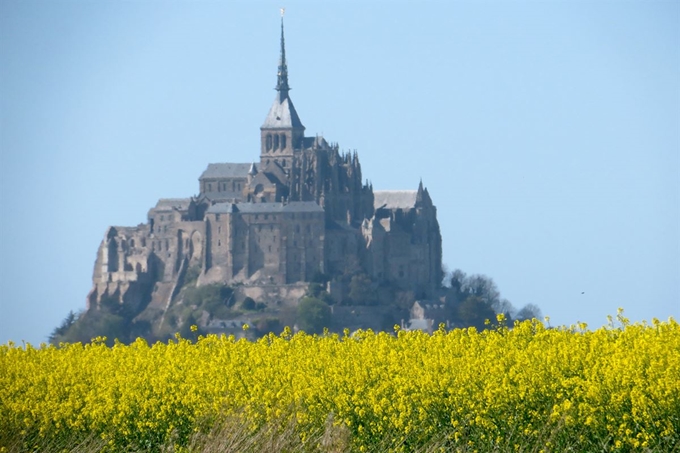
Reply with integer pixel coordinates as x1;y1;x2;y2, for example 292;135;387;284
276;9;290;102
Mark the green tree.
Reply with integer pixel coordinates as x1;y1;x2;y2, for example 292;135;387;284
516;303;542;321
456;295;496;330
49;310;78;344
297;297;331;334
348;273;377;305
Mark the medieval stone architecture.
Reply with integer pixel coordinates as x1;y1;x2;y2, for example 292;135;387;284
87;18;442;319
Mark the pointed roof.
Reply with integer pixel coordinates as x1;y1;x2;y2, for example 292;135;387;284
262;14;304;130
373;191;418;210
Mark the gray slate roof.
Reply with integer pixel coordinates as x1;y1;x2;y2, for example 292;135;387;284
207;201;323;215
262;96;304;129
153;198;192;211
373;191;418;210
199;163;251;180
200;191;244;203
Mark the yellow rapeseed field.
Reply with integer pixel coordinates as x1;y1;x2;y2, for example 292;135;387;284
1;312;678;452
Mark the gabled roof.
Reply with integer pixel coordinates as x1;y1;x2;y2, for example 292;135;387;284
199;163;251;180
373;190;418;210
250;171;277;188
199;191;244;203
302;136;329;150
207;201;323;215
262;95;304;129
236;201;323;214
261;160;288;185
153;198;192;211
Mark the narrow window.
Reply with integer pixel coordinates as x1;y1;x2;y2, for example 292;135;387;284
273;134;279;149
280;134;286;149
266;134;273;150
208;183;212;192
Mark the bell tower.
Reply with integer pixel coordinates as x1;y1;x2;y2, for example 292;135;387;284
260;12;305;170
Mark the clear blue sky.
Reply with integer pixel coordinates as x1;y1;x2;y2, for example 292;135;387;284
1;1;678;345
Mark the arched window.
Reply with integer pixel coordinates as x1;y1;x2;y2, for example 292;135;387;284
280;134;286;149
273;134;280;150
266;134;273;151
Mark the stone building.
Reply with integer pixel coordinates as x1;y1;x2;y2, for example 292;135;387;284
87;18;442;317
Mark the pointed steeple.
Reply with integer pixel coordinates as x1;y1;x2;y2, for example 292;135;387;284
276;14;290;102
261;10;304;131
416;179;425;204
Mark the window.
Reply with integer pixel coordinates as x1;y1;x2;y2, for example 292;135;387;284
218;240;221;247
280;134;286;149
208;183;212;192
268;245;272;252
264;214;268;220
218;226;221;234
273;134;279;149
266;134;272;150
160;215;164;221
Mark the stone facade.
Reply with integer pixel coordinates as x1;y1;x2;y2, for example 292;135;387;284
87;19;442;315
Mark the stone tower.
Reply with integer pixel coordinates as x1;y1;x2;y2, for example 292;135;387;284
259;17;304;173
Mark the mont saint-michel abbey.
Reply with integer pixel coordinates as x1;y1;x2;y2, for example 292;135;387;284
87;19;442;318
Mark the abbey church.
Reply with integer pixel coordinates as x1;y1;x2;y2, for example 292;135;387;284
87;19;442;317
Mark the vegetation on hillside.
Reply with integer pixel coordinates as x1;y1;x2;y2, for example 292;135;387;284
49;266;540;346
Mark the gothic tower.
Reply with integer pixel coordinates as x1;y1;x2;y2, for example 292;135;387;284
260;15;305;171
